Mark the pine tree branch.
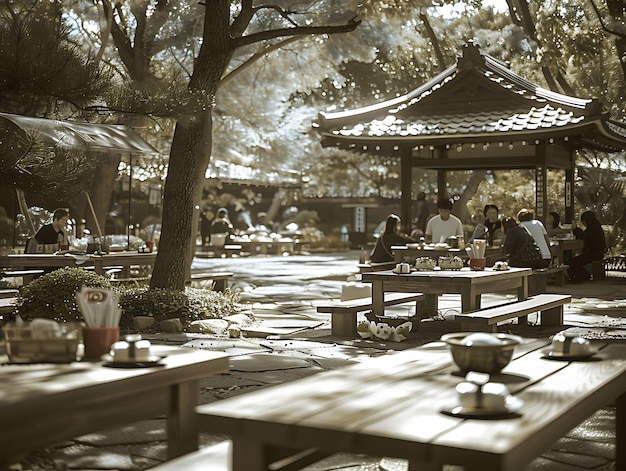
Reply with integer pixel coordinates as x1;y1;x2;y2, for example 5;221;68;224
233;16;361;48
219;36;299;90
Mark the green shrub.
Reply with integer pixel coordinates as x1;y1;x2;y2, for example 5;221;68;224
18;267;115;322
119;287;241;331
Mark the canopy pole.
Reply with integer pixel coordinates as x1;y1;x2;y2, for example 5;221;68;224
15;188;36;236
128;154;133;251
84;191;103;238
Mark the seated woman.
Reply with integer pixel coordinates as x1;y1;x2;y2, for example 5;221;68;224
483;204;504;247
503;217;550;269
568;211;606;283
369;214;415;269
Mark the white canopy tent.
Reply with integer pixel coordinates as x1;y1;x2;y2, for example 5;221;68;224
0;112;158;248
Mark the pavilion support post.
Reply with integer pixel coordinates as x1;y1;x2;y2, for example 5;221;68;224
437;169;447;201
565;151;575;223
535;164;548;221
400;148;412;235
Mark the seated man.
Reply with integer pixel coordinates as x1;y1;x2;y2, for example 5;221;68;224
425;199;463;244
26;208;70;253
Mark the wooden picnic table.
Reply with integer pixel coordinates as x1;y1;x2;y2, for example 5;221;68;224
0;252;157;278
362;267;531;317
196;339;626;471
0;346;229;466
233;237;295;255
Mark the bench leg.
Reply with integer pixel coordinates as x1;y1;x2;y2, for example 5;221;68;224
332;312;357;336
541;305;563;326
518;314;528;326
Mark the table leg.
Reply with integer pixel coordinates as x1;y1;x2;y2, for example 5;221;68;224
418;294;439;318
518;276;529;301
92;258;104;276
232;438;268;471
617;392;625;471
371;281;385;316
460;286;479;312
167;380;199;459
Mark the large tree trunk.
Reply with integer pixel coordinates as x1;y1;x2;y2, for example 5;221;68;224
88;154;120;235
68;154;119;237
151;120;204;290
151;0;231;290
453;170;488;224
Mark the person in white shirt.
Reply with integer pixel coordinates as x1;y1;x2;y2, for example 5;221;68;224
425;199;463;244
517;208;552;268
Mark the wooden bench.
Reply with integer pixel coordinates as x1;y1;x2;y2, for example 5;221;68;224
456;293;572;333
149;440;231;471
0;296;18;318
186;272;233;292
317;292;425;336
1;269;45;277
110;276;151;285
0;289;19;299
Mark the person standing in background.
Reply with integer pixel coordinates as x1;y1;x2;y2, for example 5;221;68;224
200;210;212;246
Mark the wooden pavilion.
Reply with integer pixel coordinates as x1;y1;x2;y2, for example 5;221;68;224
316;42;626;231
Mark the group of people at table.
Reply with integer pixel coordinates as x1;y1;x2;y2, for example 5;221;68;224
370;199;606;283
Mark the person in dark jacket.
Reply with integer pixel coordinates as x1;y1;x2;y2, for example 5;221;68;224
369;214;415;268
502;216;548;269
568;211;606;282
210;208;234;242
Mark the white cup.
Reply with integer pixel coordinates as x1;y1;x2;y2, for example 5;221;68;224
400;262;410;273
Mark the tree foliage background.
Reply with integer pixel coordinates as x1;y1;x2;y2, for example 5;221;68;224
1;0;625;283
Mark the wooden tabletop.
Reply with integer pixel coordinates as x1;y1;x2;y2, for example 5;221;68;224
0;252;157;276
362;266;531;283
0;346;229;464
362;267;531;314
392;245;504;263
196;339;626;471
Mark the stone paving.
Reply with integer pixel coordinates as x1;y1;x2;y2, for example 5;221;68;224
10;251;626;471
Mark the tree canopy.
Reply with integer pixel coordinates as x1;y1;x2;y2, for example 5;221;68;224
1;0;625;286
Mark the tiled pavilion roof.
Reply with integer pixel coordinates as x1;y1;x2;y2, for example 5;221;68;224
316;42;626;162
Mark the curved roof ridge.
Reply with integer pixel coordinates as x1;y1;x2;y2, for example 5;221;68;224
317;63;457;125
481;52;591;110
